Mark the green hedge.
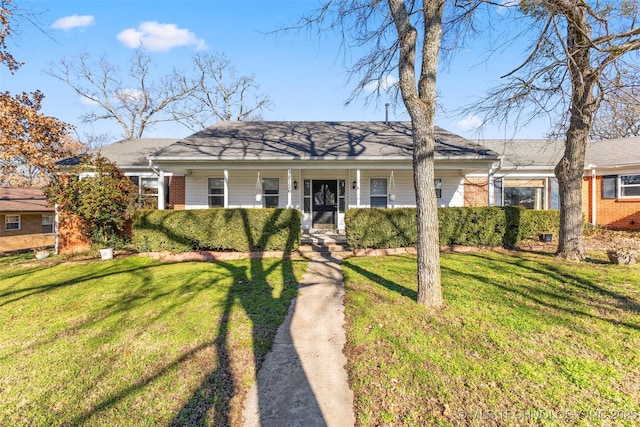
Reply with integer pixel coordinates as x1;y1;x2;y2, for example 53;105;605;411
345;207;560;249
132;208;301;253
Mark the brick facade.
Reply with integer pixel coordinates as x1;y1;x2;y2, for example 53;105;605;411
168;176;186;210
584;176;640;230
0;213;55;252
57;213;92;254
0;213;49;237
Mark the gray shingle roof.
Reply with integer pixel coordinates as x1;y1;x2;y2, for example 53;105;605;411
97;138;179;167
479;137;640;170
149;121;498;161
0;187;52;212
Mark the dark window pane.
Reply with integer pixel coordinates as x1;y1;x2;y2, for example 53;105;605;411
370;196;387;208
622;186;640;197
304;180;311;197
304;198;310;213
263;178;279;194
208;195;224;208
370;178;387;196
208;178;224;195
42;224;53;233
339;180;345;197
621;175;640;185
338;198;345;212
264;195;279;208
435;179;442;199
602;175;617;199
129;176;139;186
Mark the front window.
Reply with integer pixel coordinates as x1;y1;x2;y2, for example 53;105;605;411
208;178;225;208
140;177;159;208
620;175;640;197
435;179;442;199
42;214;54;234
370;178;387;208
262;178;279;208
303;180;311;213
602;175;617;199
5;215;20;230
503;179;545;210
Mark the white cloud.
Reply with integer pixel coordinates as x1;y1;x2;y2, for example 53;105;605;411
117;21;207;52
364;75;398;93
456;114;483;131
79;95;100;107
115;88;145;103
51;15;95;31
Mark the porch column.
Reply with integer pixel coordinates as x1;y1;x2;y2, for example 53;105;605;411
356;169;361;207
157;169;165;210
591;168;597;226
287;169;292;208
487;168;495;206
224;169;229;208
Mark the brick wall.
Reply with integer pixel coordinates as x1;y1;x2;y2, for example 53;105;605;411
0;213;49;237
57;212;91;254
585;176;640;230
463;177;489;207
168;176;185;210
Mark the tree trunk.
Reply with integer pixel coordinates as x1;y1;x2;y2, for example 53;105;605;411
388;0;444;307
555;3;596;260
413;119;443;307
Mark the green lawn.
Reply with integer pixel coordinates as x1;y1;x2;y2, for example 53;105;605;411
342;251;640;426
0;254;304;426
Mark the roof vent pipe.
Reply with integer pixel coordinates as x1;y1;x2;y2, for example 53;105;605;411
385;103;390;123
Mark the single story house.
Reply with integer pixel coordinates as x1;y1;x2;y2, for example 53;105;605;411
0;187;55;252
95;121;501;231
58;121;639;251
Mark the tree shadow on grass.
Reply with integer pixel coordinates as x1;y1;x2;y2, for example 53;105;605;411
168;209;321;426
342;257;418;301
442;252;640;331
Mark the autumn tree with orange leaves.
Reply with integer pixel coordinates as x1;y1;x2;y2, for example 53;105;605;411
0;0;80;187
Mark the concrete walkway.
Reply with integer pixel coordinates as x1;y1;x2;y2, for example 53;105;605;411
242;252;355;427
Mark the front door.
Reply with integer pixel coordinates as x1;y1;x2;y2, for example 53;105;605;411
312;180;337;229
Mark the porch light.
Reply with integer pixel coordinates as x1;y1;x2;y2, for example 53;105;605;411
352;180;357;189
293;180;298;190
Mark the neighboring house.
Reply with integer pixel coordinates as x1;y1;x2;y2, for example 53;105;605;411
0;187;55;252
470;137;640;229
93;121;500;231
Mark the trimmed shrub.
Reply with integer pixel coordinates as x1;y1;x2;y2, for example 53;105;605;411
345;207;561;249
133;208;301;253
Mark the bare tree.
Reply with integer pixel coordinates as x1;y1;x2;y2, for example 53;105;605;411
469;1;640;260
47;50;273;138
47;49;195;139
591;86;640;139
175;52;272;132
293;0;478;307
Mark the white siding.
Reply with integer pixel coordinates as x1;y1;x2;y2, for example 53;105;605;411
185;170;301;209
347;169;463;208
184;168;464;213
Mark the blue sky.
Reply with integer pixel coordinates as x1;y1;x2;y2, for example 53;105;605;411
1;0;546;142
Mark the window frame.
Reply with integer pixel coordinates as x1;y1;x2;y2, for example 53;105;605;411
370;178;388;208
434;178;442;199
262;178;280;208
42;214;54;234
207;177;225;208
619;174;640;198
5;214;20;231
